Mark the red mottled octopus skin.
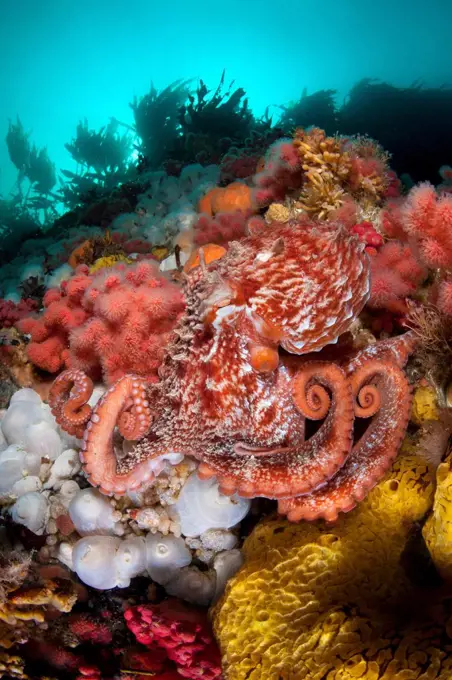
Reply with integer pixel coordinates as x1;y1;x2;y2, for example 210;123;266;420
49;220;416;521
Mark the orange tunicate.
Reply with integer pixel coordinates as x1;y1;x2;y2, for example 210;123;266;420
255;156;266;173
68;240;92;268
183;243;227;273
198;187;222;215
198;182;254;216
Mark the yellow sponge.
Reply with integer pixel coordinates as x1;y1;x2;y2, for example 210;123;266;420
212;453;443;679
89;254;132;273
411;384;440;425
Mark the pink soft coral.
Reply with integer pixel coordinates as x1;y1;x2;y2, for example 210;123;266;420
384;170;402;198
252;139;302;207
368;241;426;313
436;278;452;316
19;279;90;373
25;640;80;671
0;298;38;329
401;183;452;269
376;184;452;315
69;613;113;645
193;210;250;246
351;221;384;252
125;599;222;679
19;261;185;384
220;151;261;184
380;198;407;240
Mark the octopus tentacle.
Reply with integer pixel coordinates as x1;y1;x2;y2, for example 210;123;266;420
292;367;333;420
81;375;154;495
48;369;94;438
279;358;413;523
197;362;355;499
117;392;152;441
351;379;381;418
345;331;417;374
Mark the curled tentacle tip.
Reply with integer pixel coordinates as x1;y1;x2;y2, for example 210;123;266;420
293;381;331;420
292;363;347;420
355;384;381;417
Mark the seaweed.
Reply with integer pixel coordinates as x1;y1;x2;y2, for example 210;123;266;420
180;69;253;142
130;78;192;168
276;88;339;135
5;117;31;173
59;118;134;208
5;116;57;210
163;70;258;168
339;78;452;182
0;197;42;266
64;118;133;175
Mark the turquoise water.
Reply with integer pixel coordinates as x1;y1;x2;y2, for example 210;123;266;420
1;0;451;194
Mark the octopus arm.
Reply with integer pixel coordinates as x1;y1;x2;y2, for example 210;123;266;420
278;359;413;522
345;331;417;374
198;362;355;499
80;375;154;495
49;369;94;439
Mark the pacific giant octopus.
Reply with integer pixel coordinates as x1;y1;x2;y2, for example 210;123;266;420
49;220;416;522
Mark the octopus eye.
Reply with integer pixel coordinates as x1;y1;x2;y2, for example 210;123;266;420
249;345;279;373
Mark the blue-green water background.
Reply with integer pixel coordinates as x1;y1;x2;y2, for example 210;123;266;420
0;0;451;194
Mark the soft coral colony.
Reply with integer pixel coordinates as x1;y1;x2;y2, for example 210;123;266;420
2;84;452;680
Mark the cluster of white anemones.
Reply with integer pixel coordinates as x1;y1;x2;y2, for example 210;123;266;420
0;388;82;532
0;163;219;301
0;385;250;604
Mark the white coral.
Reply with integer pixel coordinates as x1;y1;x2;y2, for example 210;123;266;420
71;535;146;589
166;566;216;606
212;549;244;603
23;421;63;461
0;444;41;494
116;536;146;586
72;536;122;589
44;449;81;490
1;389;56;446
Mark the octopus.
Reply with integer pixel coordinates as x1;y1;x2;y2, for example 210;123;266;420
49;219;416;522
